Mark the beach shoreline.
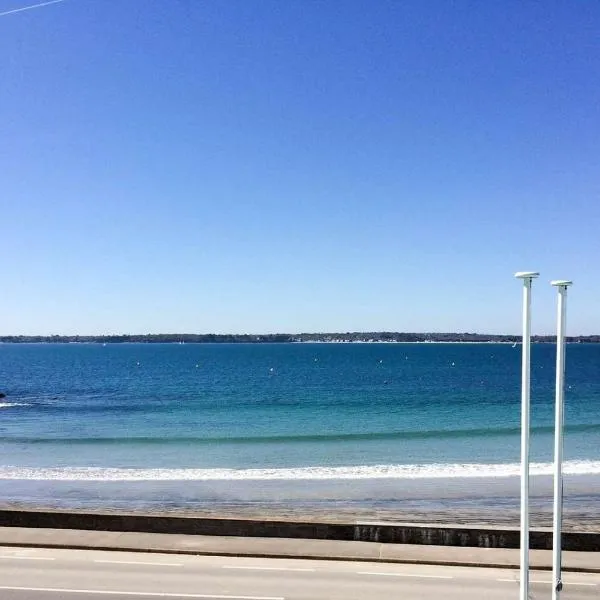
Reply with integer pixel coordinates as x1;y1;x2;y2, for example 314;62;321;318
1;473;599;531
1;503;598;531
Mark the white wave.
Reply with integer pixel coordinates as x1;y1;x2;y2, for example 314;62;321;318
0;460;599;481
0;402;31;408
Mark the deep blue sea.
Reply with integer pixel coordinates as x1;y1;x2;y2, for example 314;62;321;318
0;342;599;518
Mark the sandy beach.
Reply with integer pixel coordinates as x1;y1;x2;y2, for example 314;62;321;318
1;473;598;531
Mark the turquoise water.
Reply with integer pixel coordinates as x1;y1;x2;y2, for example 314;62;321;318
0;342;599;513
1;342;599;470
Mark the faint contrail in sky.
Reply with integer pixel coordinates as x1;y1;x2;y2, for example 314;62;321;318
0;0;68;18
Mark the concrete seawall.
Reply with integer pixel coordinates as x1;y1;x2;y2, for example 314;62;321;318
0;510;598;551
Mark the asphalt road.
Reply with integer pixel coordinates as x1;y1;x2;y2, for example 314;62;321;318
0;547;597;600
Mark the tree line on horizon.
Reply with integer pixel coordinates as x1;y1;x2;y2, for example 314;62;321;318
0;332;599;343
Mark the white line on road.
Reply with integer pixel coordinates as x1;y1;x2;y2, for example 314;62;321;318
0;587;285;600
496;579;552;584
497;579;597;587
94;560;183;567
0;555;55;561
222;566;316;572
498;579;552;584
358;571;453;580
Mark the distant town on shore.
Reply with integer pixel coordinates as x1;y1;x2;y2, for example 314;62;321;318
1;333;598;344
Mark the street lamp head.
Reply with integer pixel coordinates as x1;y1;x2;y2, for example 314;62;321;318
551;280;573;287
515;271;540;279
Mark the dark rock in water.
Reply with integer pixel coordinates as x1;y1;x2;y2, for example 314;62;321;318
0;392;5;399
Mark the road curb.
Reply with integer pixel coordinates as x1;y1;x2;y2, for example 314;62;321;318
1;539;598;573
2;509;600;551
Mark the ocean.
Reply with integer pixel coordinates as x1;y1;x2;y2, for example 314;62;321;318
0;342;599;526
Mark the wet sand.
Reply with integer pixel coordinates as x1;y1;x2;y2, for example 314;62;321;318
0;473;598;531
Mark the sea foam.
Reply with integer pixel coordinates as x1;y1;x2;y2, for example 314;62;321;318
1;460;599;481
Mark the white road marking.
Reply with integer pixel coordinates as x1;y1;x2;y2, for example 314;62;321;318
94;560;183;567
497;579;597;587
498;579;552;584
0;587;285;600
222;565;315;572
0;555;55;561
358;571;453;579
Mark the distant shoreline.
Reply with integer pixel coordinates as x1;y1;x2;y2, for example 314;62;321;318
1;340;599;344
0;333;599;344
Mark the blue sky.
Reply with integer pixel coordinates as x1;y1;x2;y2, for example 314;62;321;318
1;1;599;335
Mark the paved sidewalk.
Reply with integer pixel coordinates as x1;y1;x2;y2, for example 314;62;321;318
0;526;598;572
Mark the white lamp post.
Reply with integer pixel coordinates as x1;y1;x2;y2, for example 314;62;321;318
551;280;572;600
514;271;539;600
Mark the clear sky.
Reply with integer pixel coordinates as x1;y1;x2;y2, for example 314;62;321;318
1;1;599;335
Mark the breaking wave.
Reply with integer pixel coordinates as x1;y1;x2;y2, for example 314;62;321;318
1;423;600;445
0;460;599;481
